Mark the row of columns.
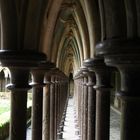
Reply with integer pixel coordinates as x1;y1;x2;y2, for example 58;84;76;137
74;58;111;140
31;64;69;140
0;50;69;140
96;39;140;140
74;39;140;140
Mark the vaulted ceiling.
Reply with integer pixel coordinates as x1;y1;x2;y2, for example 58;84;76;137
40;0;101;75
0;0;140;76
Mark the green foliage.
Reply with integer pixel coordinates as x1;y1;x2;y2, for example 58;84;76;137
0;106;31;140
0;92;32;139
0;122;9;140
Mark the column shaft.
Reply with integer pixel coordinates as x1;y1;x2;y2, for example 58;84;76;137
31;70;45;140
87;74;96;140
119;68;140;140
94;62;111;140
8;68;30;140
43;76;51;140
32;87;43;140
54;77;58;139
80;78;84;139
50;76;55;140
83;77;88;140
96;90;110;140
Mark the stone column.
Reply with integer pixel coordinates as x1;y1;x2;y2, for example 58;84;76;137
31;65;47;140
54;76;59;140
43;75;51;140
50;75;55;140
93;58;111;140
78;74;84;139
8;68;30;140
76;78;81;128
31;62;55;140
78;67;88;140
42;62;55;140
87;72;96;140
96;39;140;140
83;58;97;140
82;73;88;140
0;50;46;140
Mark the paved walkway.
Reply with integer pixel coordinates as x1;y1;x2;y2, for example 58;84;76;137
60;98;80;140
24;98;121;140
110;107;121;140
58;98;121;140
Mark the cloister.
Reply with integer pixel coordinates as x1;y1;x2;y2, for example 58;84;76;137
0;0;140;140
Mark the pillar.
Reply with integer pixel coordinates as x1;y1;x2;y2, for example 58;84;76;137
50;75;56;140
82;72;88;140
78;66;89;140
43;75;51;140
87;72;96;140
96;39;140;140
80;74;84;139
93;58;111;140
42;62;55;140
8;68;30;140
0;50;46;140
0;1;47;140
54;76;59;140
31;66;46;140
83;58;96;140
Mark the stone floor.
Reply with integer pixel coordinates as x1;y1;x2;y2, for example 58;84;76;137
110;107;121;140
7;98;121;140
57;98;121;140
59;98;80;140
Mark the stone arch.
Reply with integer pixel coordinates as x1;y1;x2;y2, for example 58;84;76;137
0;67;10;92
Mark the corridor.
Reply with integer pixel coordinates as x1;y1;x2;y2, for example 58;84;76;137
58;97;80;140
26;98;120;140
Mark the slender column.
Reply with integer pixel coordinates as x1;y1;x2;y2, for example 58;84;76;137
80;76;84;140
54;76;58;140
58;78;61;125
77;79;81;127
43;75;51;140
59;78;62;124
83;76;88;140
93;58;111;140
83;59;96;140
57;77;60;127
96;39;140;140
31;69;46;140
58;79;62;124
57;77;64;139
80;67;89;140
8;68;30;140
50;75;55;140
87;73;96;140
42;62;55;140
78;78;82;135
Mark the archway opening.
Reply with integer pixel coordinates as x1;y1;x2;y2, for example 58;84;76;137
69;72;74;97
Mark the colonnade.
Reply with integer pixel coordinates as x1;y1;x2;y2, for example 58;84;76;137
96;39;140;140
74;58;111;140
0;41;139;140
0;50;69;140
74;39;140;140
